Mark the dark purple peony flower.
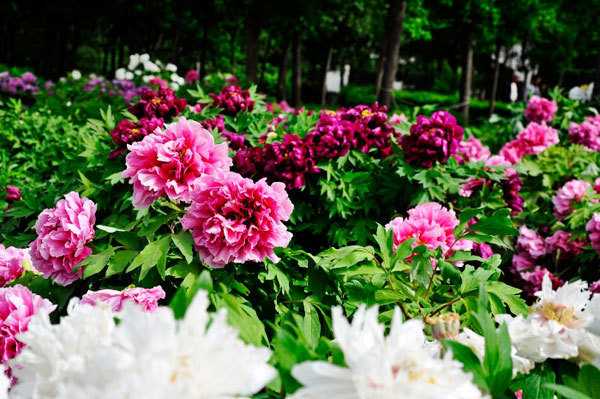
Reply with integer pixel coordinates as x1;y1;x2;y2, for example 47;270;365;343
109;117;164;158
209;85;254;116
303;111;357;160
502;170;524;215
128;87;187;119
337;103;397;156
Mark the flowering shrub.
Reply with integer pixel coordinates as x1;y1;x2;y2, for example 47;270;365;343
524;95;558;123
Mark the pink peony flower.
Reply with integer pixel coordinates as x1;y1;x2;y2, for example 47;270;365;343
545;230;586;258
502;169;524;215
0;285;55;364
303;112;357;160
569;115;600;151
524;96;558;123
586;213;600;254
515;390;523;399
522;266;563;297
594;177;600;194
4;186;21;204
386;202;472;256
552;179;590;220
516;226;546;259
456;137;491;163
181;171;293;268
458;178;487;198
389;113;408;124
511;253;536;274
499;123;559;164
0;245;27;287
29;192;96;286
185;70;199;84
149;77;169;89
590;280;600;294
122;117;232;209
81;286;165;312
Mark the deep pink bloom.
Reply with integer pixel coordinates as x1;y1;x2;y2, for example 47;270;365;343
0;285;55;364
458;178;487;198
499;123;559;164
181;171;294;268
226;75;239;85
386;202;472;256
149;77;169;89
516;226;546;259
515;390;523;399
456;137;491;163
20;72;36;84
209;85;254;116
337;103;397;156
590;280;600;294
0;245;27;287
502;169;524;214
29;192;96;285
80;285;165;312
109;117;164;158
524;96;557;123
594;177;600;194
4;186;21;204
400;110;464;168
128;87;187;120
122;117;232;209
303;111;357;160
552;179;590;220
511;253;563;296
569;115;600;151
185;70;200;84
200;115;247;151
545;230;586;258
511;253;536;274
586;213;600;254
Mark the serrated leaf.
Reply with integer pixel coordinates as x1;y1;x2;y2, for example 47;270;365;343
77;247;116;278
126;236;171;280
468;209;519;236
171;230;194;264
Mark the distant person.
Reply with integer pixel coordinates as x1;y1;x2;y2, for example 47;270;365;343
525;75;542;99
510;74;522;103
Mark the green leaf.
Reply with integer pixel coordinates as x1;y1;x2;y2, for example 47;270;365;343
442;340;488;390
468;209;519;236
513;363;556;399
171;230;195;264
318;246;374;269
460;265;495;294
77;247;116;278
106;249;138;276
302;302;322;349
579;364;600;398
217;293;268;346
543;384;588;399
126;236;171;280
486;281;529;316
410;252;432;287
439;260;461;286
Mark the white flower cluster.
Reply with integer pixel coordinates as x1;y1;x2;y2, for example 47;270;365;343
7;291;276;399
116;53;185;90
291;306;485;399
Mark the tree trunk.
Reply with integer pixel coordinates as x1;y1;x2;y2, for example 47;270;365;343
593;47;600;97
277;40;291;101
291;34;302;107
245;7;260;84
489;45;501;116
321;46;333;105
199;22;207;79
377;0;408;108
460;26;474;125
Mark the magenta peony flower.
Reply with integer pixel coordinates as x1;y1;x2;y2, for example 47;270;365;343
400;110;464;168
516;226;546;259
552;179;590;220
303;111;357;160
4;186;21;204
149;77;169;89
109;117;164;158
128;87;187;120
209;85;254;116
386;202;472;257
569;115;600;151
456;137;491;163
524;96;557;123
499;123;559;164
545;230;586;258
185;70;199;84
458;178;487;198
80;285;165;312
510;253;563;297
29;192;96;286
586;213;600;255
501;169;524;215
0;245;27;287
590;280;600;294
200;115;247;151
0;285;55;364
338;103;397;156
181;171;294;268
122;117;232;208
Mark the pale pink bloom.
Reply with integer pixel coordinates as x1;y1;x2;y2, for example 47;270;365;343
511;253;536;275
181;171;294;268
586;213;600;254
499;123;559;164
545;230;586;258
0;285;55;364
389;113;408;124
515;226;546;259
122;117;232;209
458;178;486;198
515;390;523;399
457;137;491;163
524;96;558;123
486;155;511;167
80;286;165;312
552;179;590;220
568;115;600;151
0;245;28;287
498;140;528;164
29;192;96;286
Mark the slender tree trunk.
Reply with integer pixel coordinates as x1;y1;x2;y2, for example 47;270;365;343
460;26;474;125
374;34;388;97
594;48;600;98
321;46;333;105
489;45;501;116
245;7;260;83
199;22;207;79
258;38;272;88
291;34;302;107
557;69;566;88
277;40;291;101
377;0;408;108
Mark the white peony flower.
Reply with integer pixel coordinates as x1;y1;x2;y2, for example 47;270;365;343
166;63;178;72
455;328;535;376
0;367;8;399
115;68;127;80
71;70;81;80
139;53;150;63
125;71;134;80
171;83;180;91
498;274;597;363
291;306;484;399
135;70;142;76
129;54;141;70
143;75;153;83
143;61;160;73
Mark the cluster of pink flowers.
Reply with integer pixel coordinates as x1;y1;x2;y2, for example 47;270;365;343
122;117;232;209
185;70;200;84
0;245;27;287
29;192;97;286
0;71;38;96
109;117;164;158
200;115;247;151
181;171;293;268
385;202;472;259
4;186;21;204
524;96;558;123
551;179;590;220
400;111;464;168
498;122;559;164
81;285;165;312
0;285;55;367
569;114;600;151
209;85;254;116
456;137;491;163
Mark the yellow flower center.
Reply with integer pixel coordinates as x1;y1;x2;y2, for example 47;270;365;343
361;110;374;118
538;302;577;326
152;98;162;104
